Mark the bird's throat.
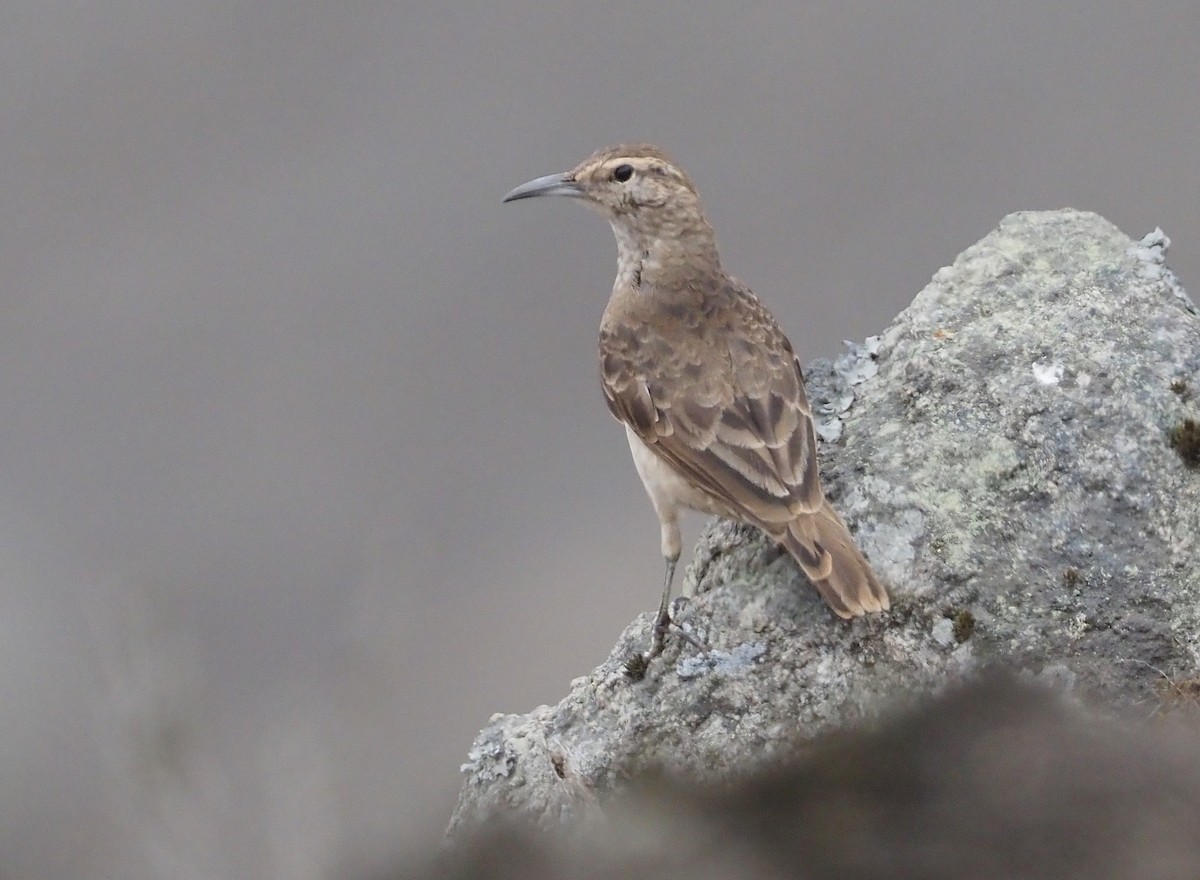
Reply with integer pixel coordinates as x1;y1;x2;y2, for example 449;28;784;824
610;220;720;292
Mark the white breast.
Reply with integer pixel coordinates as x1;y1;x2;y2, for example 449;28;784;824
624;425;727;518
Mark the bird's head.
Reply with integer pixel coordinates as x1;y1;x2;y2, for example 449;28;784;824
503;144;718;273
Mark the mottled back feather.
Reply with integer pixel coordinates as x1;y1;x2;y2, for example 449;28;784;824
600;277;823;530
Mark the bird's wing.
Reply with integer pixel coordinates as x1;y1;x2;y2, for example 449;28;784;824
600;285;823;527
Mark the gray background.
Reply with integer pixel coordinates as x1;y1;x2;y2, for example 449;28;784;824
3;2;1197;878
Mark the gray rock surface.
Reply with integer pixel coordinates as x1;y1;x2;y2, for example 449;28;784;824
448;209;1200;836
428;678;1200;880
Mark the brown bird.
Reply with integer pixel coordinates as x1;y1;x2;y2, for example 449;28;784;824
504;144;888;665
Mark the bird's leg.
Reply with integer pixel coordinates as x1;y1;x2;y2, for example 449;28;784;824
623;498;707;679
625;554;679;679
645;554;678;660
625;551;709;680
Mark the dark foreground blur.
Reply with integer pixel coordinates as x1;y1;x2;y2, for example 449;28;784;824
387;675;1200;880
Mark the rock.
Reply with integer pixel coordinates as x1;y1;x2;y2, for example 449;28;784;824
426;677;1200;880
448;210;1200;837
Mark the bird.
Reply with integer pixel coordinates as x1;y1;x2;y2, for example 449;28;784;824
503;144;889;667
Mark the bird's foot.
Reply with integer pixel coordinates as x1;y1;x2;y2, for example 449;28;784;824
623;598;709;681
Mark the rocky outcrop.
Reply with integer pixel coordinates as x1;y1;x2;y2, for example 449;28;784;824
449;210;1200;837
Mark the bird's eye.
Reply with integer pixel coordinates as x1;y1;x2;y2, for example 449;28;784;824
612;164;634;183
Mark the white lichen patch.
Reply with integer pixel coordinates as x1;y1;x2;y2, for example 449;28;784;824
1128;228;1195;313
931;618;956;647
1033;361;1064;386
677;642;767;680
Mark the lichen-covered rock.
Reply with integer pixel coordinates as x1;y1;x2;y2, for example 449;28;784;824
448;210;1199;837
433;678;1200;880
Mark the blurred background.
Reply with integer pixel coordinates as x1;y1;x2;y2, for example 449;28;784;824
2;2;1197;877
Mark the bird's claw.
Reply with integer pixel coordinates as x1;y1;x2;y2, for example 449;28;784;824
623;599;709;680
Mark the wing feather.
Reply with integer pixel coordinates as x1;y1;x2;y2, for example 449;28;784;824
599;281;824;529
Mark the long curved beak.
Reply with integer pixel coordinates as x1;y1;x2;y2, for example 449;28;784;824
502;172;583;203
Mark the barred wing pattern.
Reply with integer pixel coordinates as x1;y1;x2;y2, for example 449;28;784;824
600;282;823;531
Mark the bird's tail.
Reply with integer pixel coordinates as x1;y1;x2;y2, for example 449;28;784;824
779;500;890;619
